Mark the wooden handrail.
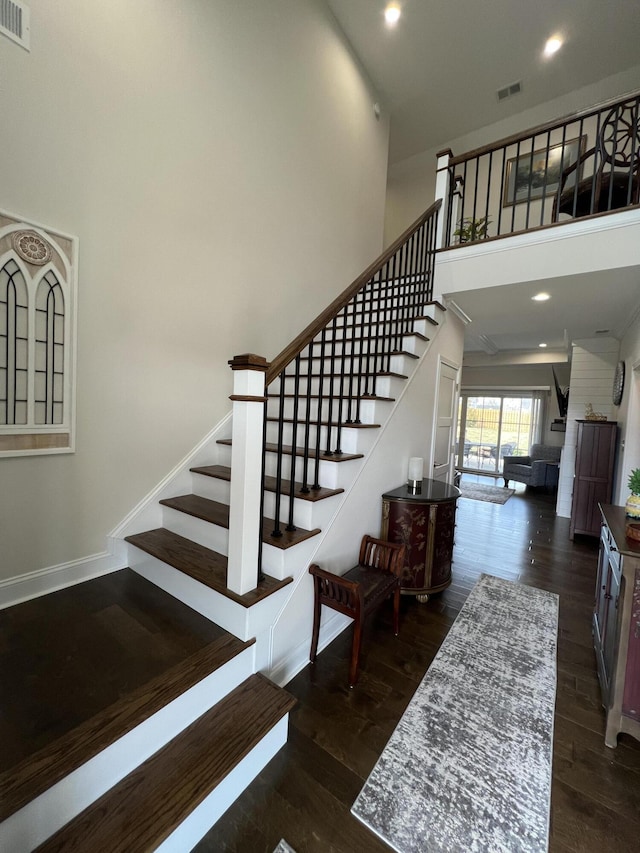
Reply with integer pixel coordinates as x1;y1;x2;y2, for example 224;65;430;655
266;199;441;384
450;87;640;167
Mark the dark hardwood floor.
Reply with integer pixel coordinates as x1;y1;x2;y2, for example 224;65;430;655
197;477;640;853
0;568;226;771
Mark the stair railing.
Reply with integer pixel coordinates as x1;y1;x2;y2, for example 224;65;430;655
257;199;441;577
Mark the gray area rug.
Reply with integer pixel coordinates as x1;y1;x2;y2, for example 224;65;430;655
460;482;514;504
272;841;296;853
352;573;559;853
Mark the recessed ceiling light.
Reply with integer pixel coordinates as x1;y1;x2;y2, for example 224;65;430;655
539;343;548;348
532;292;550;302
544;36;563;57
384;4;401;26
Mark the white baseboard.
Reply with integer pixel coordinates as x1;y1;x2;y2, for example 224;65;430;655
0;545;127;610
270;610;351;688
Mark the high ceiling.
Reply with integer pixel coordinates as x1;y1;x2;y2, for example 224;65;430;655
327;0;640;164
327;0;640;358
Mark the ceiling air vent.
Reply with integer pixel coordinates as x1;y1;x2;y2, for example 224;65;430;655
497;80;522;102
0;0;30;51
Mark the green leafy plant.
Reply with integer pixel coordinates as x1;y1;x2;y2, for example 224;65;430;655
628;469;640;496
454;216;491;244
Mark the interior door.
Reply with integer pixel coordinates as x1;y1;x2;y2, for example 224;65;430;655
432;360;459;483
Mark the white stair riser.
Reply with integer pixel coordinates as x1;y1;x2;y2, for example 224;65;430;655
262;488;339;532
0;645;255;853
265;397;372;424
265;422;377;455
269;352;411;382
263;395;391;423
162;506;229;556
187;472;337;532
216;442;361;490
261;535;320;580
127;549;291;640
156;716;290;853
268;374;399;399
190;472;231;504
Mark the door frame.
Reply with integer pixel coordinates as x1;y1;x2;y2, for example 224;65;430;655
430;356;461;484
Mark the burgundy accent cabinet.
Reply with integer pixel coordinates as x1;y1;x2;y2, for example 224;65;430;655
380;479;459;602
595;504;640;747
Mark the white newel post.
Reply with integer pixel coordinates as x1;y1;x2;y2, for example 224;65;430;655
434;148;453;249
227;353;269;595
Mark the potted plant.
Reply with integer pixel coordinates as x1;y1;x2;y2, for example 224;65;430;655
453;216;491;244
625;468;640;519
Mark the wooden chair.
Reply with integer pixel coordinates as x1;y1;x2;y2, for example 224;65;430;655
553;98;640;219
309;535;406;687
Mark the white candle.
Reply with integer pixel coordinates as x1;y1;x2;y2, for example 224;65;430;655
408;457;424;482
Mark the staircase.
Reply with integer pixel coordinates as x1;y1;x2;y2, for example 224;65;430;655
1;201;450;850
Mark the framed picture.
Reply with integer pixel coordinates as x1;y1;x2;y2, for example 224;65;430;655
503;136;586;207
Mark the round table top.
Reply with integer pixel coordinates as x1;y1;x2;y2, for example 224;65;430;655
382;479;460;503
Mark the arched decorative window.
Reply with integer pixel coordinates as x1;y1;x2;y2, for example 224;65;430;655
1;259;29;425
0;212;78;456
35;271;65;425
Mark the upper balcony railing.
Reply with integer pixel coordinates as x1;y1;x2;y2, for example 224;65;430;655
435;90;640;249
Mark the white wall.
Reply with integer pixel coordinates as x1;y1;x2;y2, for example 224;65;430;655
0;0;389;581
613;310;640;504
556;337;620;518
385;65;640;246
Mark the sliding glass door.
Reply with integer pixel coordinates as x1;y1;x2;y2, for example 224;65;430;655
455;393;544;475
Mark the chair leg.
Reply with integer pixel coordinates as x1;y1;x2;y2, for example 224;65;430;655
310;584;321;663
393;586;401;636
349;620;363;688
503;479;509;488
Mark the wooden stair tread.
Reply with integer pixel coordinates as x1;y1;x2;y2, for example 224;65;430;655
217;438;363;462
125;529;292;603
316;331;429;344
266;392;396;403
191;465;344;503
278;370;408;380
160;495;321;549
297;349;419;361
36;674;296;853
0;635;253;823
265;416;380;429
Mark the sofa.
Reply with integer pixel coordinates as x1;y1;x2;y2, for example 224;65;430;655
502;443;562;488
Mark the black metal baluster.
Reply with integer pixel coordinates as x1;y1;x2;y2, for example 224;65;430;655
300;341;313;493
313;328;327;486
286;355;301;531
346;294;357;423
271;371;286;538
539;130;552;225
510;141;521;232
497;147;507;236
334;316;345;454
483;151;492;237
325;315;337;456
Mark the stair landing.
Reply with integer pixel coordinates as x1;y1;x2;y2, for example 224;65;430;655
0;570;253;825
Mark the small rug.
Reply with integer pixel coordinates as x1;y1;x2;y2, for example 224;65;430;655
351;573;559;853
460;482;514;504
272;841;296;853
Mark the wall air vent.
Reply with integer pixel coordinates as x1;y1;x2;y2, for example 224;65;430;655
497;80;522;102
0;0;30;51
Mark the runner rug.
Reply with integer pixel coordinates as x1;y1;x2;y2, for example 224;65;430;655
351;573;559;853
460;482;515;504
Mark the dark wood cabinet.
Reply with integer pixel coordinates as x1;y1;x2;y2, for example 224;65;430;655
595;505;640;748
570;420;617;539
381;479;459;602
